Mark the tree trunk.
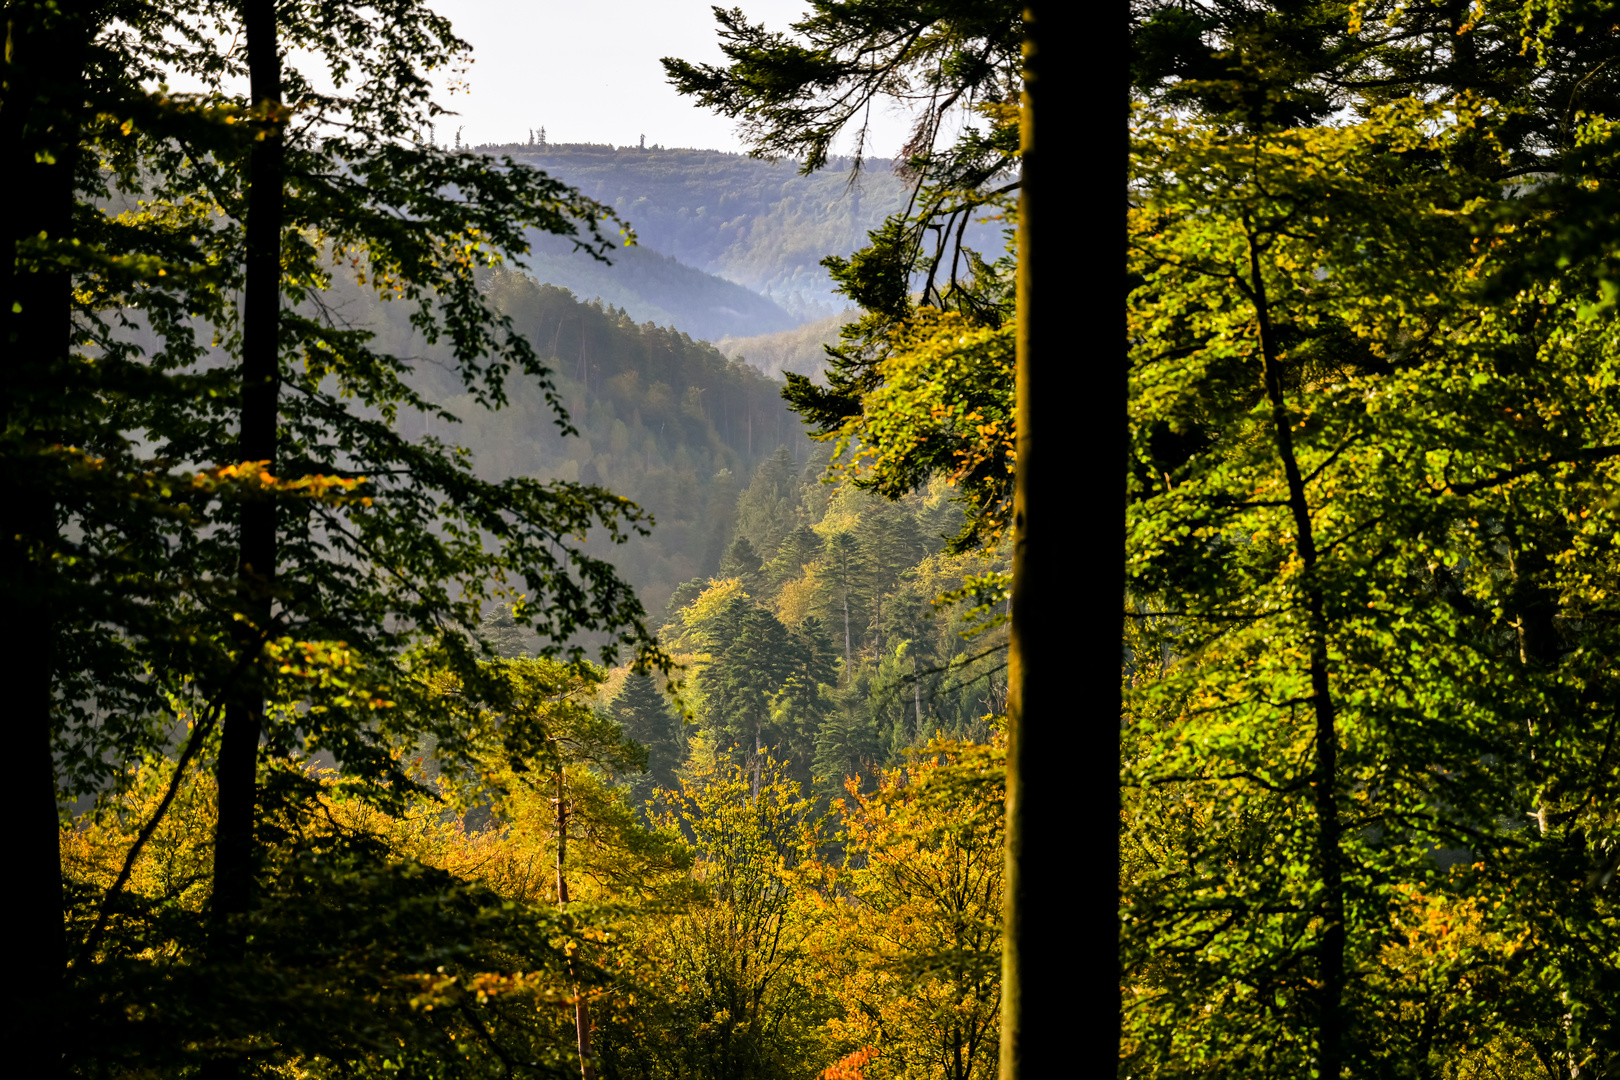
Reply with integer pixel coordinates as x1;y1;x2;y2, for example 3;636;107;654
2;8;84;1075
1000;5;1111;1078
913;654;922;734
842;591;852;677
556;769;597;1080
206;4;282;1074
1245;218;1346;1077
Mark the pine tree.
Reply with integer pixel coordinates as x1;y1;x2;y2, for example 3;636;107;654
718;535;763;585
763;523;821;590
610;672;681;792
477;605;532;660
733;444;799;555
818;530;869;679
856;504;926;653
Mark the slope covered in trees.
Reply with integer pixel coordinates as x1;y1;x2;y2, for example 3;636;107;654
479;141;1005;316
321;265;814;618
714;307;859;380
517;231;803;341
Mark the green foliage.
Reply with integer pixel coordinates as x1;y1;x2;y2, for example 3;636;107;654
611;672;684;796
598;754;835;1080
664;471;1002;793
22;4;1024;1077
1124;94;1620;1076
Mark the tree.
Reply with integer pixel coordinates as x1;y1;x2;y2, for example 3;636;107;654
765;523;823;591
810;738;1005;1080
735;444;802;557
1125;93;1620;1075
611;670;684;794
721;534;766;587
39;1;668;1075
598;753;834;1080
1123;3;1620;1074
819;530;870;677
61;652;689;1078
477;604;533;660
667;11;1097;1075
3;6;268;1073
696;596;835;782
856;505;927;654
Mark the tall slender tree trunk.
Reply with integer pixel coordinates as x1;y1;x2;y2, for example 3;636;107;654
1245;219;1345;1077
1000;5;1110;1078
207;4;282;1072
3;7;84;1075
555;769;597;1080
842;591;852;676
753;723;762;799
913;654;922;734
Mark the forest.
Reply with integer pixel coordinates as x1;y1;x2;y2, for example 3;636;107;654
15;1;1620;1079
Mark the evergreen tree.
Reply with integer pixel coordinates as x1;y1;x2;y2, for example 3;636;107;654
700;466;741;574
856;503;927;653
718;534;764;585
763;522;822;590
813;672;881;797
476;605;532;660
610;671;681;793
699;598;801;758
733;444;800;555
818;530;870;678
695;597;837;783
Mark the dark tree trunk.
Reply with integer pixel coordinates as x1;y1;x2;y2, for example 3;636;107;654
206;3;282;1073
2;7;85;1075
1000;4;1114;1078
1246;219;1346;1077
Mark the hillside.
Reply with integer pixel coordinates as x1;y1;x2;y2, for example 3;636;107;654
333;266;811;618
713;308;858;380
519;228;801;341
483;141;1007;312
319;264;1004;781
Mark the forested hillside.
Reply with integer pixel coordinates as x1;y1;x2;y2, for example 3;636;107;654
714;307;858;380
517;231;802;341
483;141;1005;315
322;263;1007;777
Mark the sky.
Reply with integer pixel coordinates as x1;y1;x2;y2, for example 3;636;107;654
424;0;912;156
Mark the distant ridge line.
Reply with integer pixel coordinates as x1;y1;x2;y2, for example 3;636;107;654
470;140;896;170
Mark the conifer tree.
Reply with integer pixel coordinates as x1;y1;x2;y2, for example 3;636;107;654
819;531;868;678
719;535;764;584
610;671;681;792
733;444;799;555
477;605;533;660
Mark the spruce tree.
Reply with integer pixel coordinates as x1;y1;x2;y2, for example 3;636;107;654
719;535;764;584
610;672;681;791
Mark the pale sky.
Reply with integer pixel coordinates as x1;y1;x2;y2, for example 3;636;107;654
425;0;911;155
